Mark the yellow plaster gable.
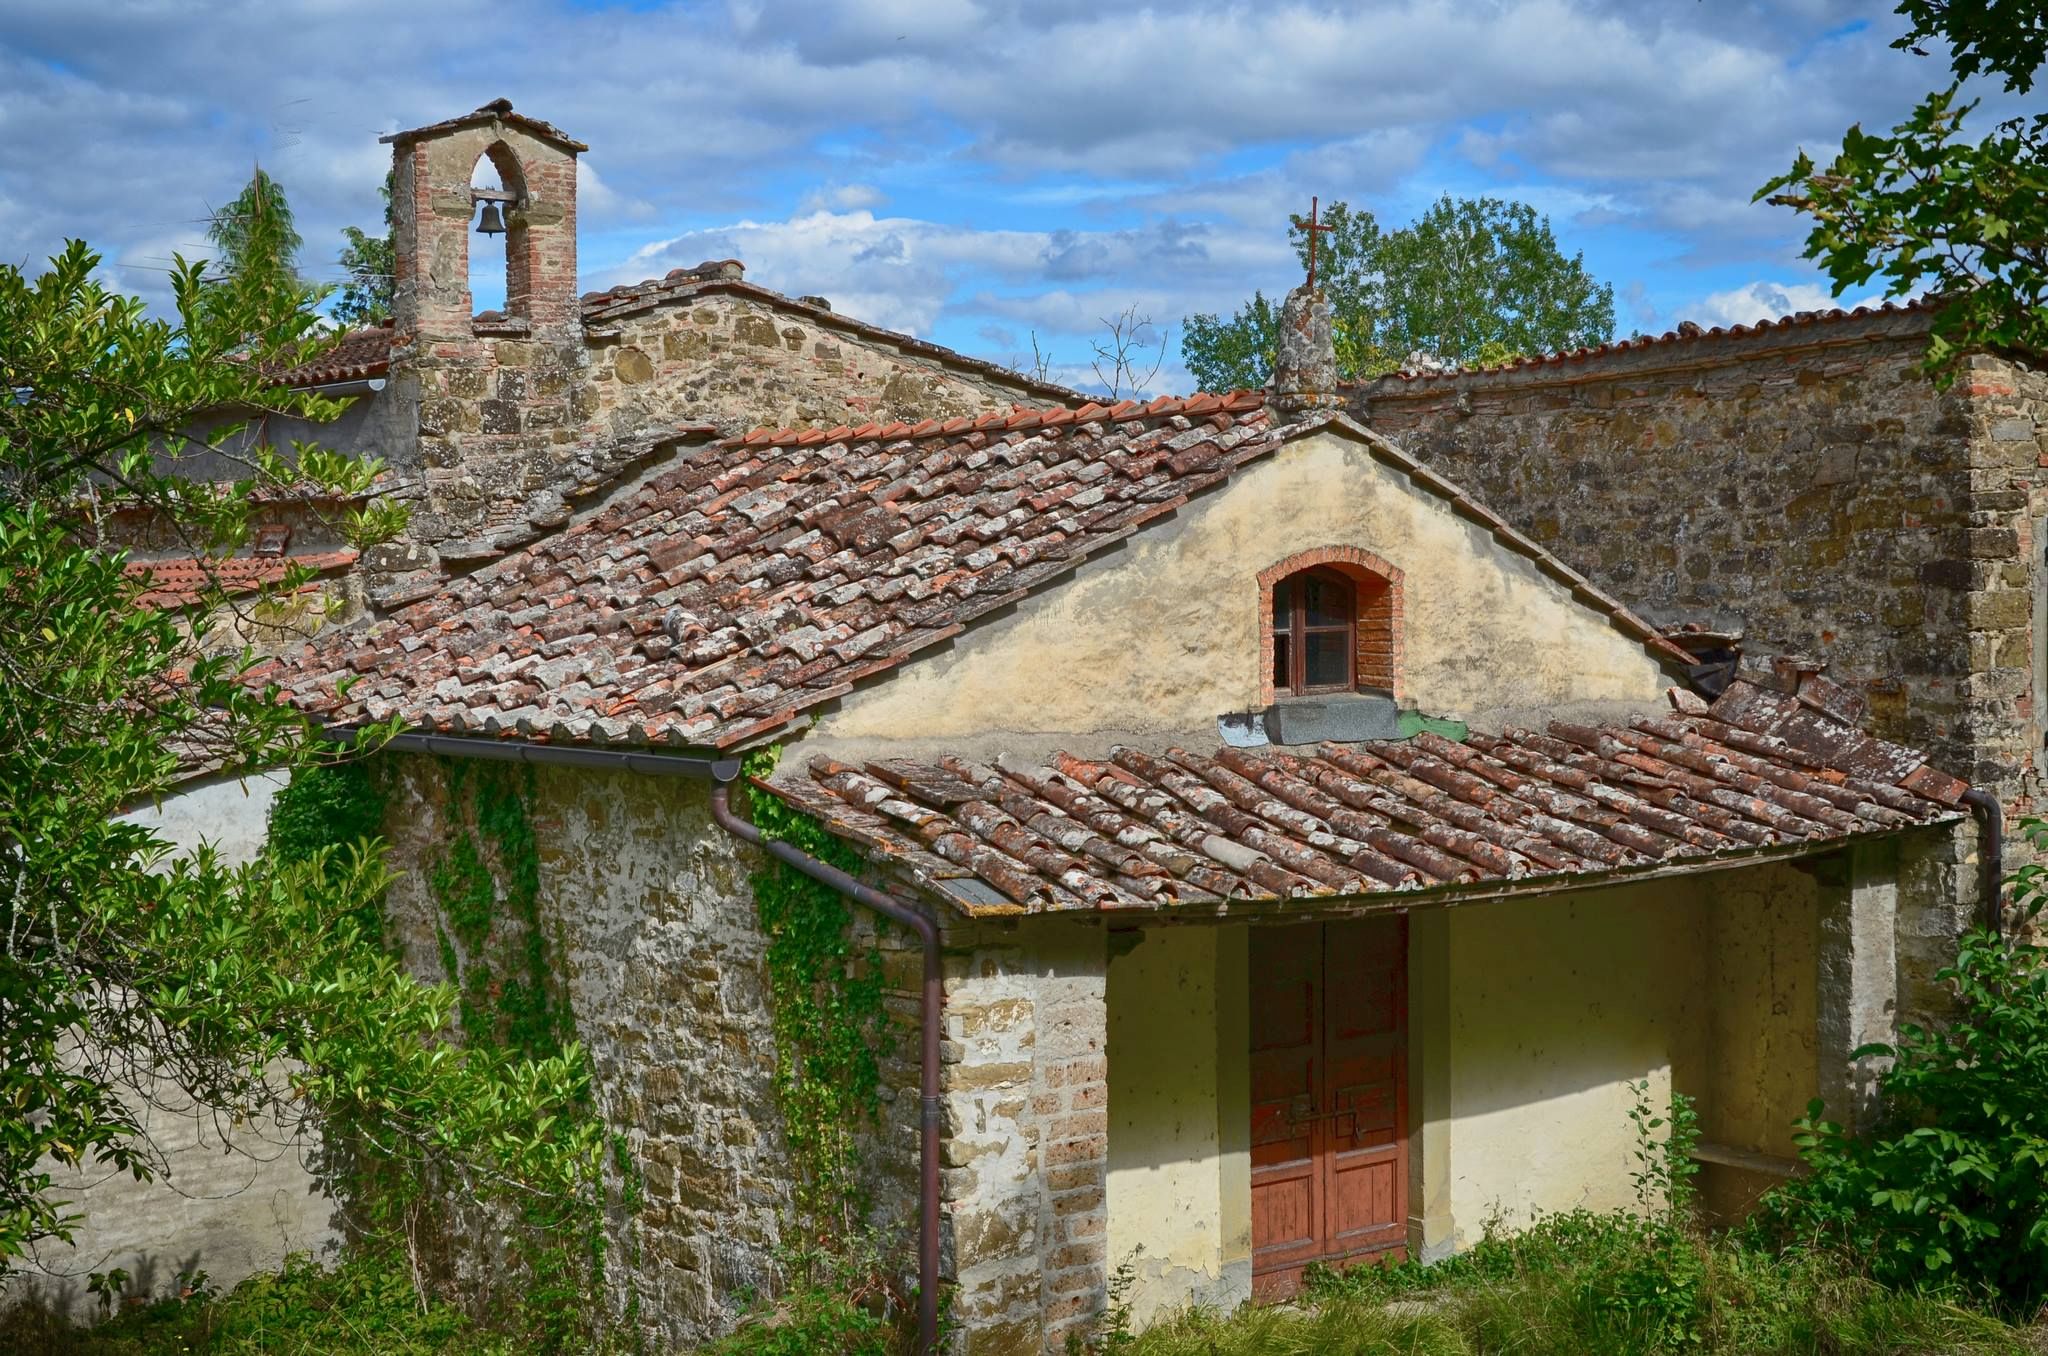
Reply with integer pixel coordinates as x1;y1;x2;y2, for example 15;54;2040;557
817;425;1672;748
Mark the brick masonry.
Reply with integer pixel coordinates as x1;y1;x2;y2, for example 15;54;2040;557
1255;544;1405;702
937;919;1110;1355
1347;312;2048;826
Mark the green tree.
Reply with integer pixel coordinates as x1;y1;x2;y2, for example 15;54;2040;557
1759;0;2047;381
1180;195;1615;391
203;167;313;329
334;171;395;329
0;242;602;1314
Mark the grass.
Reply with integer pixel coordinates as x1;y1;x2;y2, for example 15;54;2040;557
1121;1211;2037;1356
7;1214;2039;1355
0;1252;547;1356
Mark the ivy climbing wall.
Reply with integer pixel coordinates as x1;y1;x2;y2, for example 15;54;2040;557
373;754;920;1350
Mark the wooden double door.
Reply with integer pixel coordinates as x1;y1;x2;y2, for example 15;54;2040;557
1250;917;1409;1299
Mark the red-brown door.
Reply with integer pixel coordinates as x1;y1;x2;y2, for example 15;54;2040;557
1250;917;1408;1299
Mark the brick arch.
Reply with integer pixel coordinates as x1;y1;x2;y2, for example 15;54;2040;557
1257;546;1406;705
471;141;532;321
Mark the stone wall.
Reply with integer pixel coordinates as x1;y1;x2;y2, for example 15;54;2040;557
1347;321;2048;828
380;759;763;1347
939;917;1110;1356
1350;312;1984;774
373;755;927;1350
584;285;1060;441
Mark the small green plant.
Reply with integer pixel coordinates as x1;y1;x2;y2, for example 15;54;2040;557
85;1267;129;1318
1626;1077;1702;1224
1069;1248;1141;1353
699;1236;903;1356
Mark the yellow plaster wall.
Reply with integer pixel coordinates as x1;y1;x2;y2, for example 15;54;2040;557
1095;866;1822;1293
1438;867;1821;1239
1702;862;1820;1157
1444;883;1712;1236
1107;926;1249;1324
817;428;1670;750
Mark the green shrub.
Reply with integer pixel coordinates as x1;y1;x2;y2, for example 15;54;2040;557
1755;822;2048;1317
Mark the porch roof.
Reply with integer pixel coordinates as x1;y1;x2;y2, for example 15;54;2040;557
755;682;1970;918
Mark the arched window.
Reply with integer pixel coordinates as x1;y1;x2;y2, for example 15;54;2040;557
1271;567;1357;696
1258;548;1405;705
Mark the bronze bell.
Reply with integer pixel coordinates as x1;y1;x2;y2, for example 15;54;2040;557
476;201;506;236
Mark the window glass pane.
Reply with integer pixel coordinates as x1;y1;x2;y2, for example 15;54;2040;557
1304;630;1351;688
1302;574;1351;627
1272;579;1294;626
1273;633;1292;691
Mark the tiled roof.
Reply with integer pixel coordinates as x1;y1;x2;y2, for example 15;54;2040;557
270;324;397;389
260;400;1687;750
127;551;357;609
270;263;1080;403
758;682;1970;917
1358;299;1937;387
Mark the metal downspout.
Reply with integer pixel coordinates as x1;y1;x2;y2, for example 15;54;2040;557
1960;788;2005;938
709;780;944;1356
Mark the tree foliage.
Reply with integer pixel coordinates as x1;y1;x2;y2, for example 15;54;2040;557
1180;195;1615;392
202;168;313;336
0;240;601;1310
334;172;395;330
1759;0;2048;381
1893;0;2048;93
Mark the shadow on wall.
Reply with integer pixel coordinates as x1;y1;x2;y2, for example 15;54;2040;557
2;1245;209;1328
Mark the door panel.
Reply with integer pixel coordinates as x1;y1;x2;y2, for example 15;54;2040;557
1250;918;1408;1299
1250;926;1322;1278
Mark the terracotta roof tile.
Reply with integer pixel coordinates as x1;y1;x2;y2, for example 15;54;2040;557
260;403;1688;748
759;681;1963;917
126;551;357;609
267;324;398;388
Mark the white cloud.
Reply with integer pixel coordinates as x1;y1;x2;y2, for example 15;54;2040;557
1689;279;1885;328
799;183;888;212
0;0;1961;387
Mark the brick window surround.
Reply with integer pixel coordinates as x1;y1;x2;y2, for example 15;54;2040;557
1257;546;1405;705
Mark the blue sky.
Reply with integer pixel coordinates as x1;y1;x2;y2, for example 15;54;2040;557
0;0;2006;393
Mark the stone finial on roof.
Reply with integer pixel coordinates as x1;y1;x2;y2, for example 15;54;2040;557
1268;283;1344;418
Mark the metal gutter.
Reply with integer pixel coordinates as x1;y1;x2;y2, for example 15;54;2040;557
345;728;741;782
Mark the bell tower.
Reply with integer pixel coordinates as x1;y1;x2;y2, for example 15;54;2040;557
374;100;593;591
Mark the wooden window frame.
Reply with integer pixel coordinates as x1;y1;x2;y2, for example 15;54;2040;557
1272;566;1358;697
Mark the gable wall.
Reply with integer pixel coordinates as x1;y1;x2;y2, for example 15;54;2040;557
805;427;1673;763
586;292;1054;441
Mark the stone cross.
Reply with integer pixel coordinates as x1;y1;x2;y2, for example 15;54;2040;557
1301;196;1334;293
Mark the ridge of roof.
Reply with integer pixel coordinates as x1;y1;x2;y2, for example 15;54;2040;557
274;264;1083;401
380;98;588;153
1355;297;1938;388
260;398;1690;750
759;680;1968;918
